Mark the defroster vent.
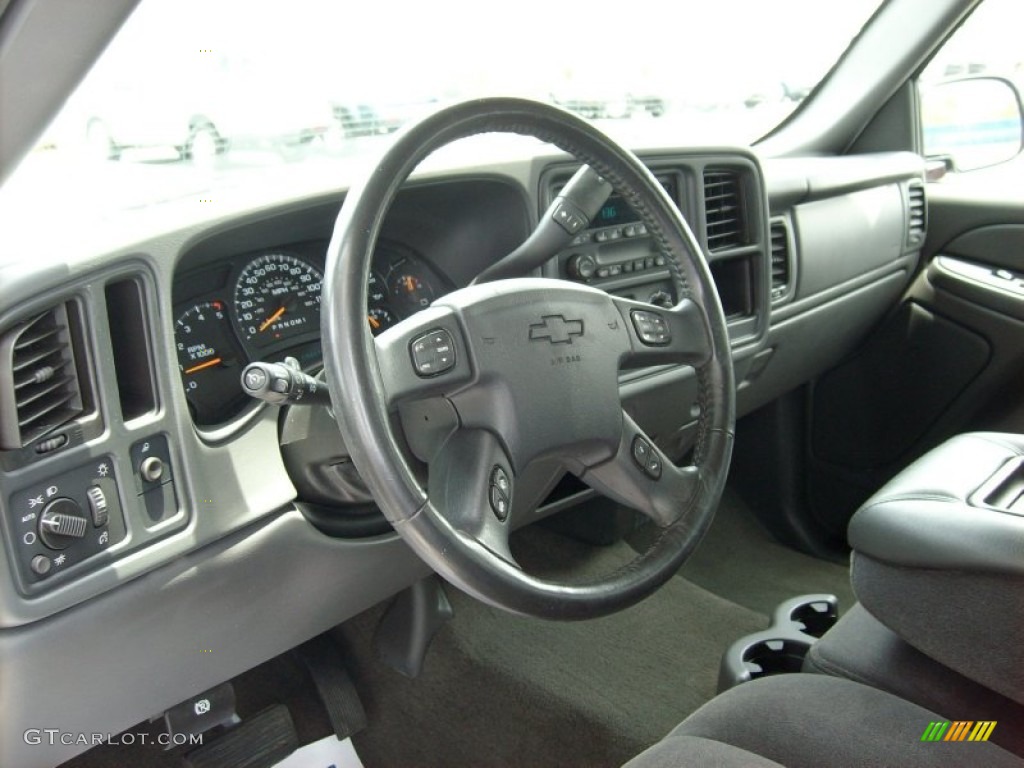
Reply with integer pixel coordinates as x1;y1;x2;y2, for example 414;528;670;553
0;304;84;450
703;169;745;252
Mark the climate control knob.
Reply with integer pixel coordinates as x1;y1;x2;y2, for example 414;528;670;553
38;498;88;550
567;253;597;280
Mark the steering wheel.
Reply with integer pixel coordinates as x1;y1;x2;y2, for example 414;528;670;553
322;98;735;620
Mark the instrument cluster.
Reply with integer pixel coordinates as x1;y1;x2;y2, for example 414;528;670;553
173;240;448;426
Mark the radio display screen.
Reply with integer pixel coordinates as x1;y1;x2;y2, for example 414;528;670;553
588;175;678;228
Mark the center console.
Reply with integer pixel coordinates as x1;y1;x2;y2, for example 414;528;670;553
540;154;771;352
842;432;1024;718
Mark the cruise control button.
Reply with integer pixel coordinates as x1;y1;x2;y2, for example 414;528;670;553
490;465;510;494
632;436;651;468
410;329;456;377
646;453;663;479
489;486;509;521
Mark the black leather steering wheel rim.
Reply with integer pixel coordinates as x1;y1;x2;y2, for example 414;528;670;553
322;98;735;620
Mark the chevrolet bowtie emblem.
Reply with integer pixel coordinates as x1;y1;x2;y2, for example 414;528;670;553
529;315;584;344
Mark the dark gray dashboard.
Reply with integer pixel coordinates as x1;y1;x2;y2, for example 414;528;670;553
0;146;925;768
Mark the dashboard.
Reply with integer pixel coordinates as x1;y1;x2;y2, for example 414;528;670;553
0;142;926;768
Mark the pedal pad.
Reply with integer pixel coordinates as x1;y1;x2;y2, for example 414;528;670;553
158;681;239;747
183;704;297;768
296;634;367;740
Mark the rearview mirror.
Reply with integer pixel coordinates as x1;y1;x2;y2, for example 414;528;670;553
921;76;1024;172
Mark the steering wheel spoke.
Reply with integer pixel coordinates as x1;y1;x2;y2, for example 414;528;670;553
427;428;518;566
579;410;700;528
613;295;713;370
374;306;473;407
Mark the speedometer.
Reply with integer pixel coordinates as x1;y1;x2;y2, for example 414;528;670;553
234;253;323;349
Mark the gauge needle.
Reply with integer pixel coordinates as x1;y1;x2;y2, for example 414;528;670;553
367;314;381;330
259;306;286;332
185;357;222;375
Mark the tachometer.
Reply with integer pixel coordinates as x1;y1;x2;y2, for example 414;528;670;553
174;301;247;424
234;253;323;349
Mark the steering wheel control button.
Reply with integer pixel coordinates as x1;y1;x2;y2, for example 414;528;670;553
31;555;52;576
410;329;456;377
631;310;671;346
646;453;663;480
632;436;662;480
86;486;109;527
488;465;511;521
490;465;510;492
489;487;510;521
632;435;651;466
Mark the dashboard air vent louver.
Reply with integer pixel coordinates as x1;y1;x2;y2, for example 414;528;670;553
703;170;745;252
769;220;792;303
0;304;84;450
907;182;926;247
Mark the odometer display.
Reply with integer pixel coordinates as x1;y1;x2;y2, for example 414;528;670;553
234;253;323;349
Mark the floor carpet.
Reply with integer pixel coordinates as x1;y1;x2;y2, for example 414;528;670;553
674;487;857;616
341;526;768;768
60;485;856;768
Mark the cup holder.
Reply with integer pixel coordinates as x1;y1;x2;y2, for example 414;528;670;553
718;594;839;692
775;594;838;639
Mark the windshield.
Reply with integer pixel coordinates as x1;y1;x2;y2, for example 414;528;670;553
1;0;884;231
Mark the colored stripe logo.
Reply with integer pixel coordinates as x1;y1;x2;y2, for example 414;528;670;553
921;721;997;742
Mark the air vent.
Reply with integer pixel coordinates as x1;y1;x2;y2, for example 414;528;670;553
0;304;84;450
703;170;745;252
907;182;926;247
769;220;793;302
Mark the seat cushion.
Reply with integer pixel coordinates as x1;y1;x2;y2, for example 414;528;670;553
624;735;785;768
804;602;1024;757
848;432;1024;704
664;674;1022;768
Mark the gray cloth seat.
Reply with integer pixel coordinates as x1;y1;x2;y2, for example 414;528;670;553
625;673;1023;768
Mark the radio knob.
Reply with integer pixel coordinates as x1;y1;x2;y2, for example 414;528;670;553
649;290;674;309
568;254;597;281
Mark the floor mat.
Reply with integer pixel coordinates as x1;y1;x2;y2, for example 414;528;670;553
673;488;857;616
339;527;767;768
